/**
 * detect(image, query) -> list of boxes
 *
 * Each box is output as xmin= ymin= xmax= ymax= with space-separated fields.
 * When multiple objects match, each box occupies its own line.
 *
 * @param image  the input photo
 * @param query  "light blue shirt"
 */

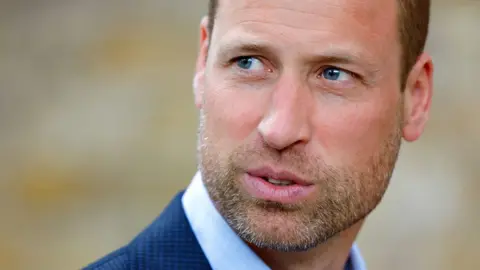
xmin=182 ymin=172 xmax=367 ymax=270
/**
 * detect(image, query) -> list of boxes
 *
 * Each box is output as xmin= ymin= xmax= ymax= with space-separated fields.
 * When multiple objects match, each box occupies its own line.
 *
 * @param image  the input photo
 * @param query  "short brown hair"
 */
xmin=207 ymin=0 xmax=430 ymax=86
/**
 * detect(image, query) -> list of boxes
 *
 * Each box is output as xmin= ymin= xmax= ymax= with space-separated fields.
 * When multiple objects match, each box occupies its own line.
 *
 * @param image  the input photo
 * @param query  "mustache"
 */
xmin=233 ymin=144 xmax=306 ymax=163
xmin=229 ymin=143 xmax=332 ymax=177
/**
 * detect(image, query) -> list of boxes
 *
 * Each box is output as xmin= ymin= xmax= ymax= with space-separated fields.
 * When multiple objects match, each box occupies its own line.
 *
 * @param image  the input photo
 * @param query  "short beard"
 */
xmin=197 ymin=109 xmax=403 ymax=252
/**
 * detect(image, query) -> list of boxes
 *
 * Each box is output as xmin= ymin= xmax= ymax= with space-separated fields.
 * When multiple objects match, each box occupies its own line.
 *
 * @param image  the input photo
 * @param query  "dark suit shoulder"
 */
xmin=83 ymin=246 xmax=130 ymax=270
xmin=126 ymin=192 xmax=211 ymax=269
xmin=83 ymin=192 xmax=211 ymax=270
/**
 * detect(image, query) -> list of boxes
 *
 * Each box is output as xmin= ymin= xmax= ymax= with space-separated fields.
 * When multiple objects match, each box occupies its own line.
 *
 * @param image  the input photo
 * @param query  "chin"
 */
xmin=238 ymin=205 xmax=320 ymax=250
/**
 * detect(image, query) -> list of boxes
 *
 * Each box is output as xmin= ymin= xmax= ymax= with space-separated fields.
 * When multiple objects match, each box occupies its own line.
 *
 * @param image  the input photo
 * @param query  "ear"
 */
xmin=193 ymin=16 xmax=210 ymax=109
xmin=402 ymin=53 xmax=434 ymax=142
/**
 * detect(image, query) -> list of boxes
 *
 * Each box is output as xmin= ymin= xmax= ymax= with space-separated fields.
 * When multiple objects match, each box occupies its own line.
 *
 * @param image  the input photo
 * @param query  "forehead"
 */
xmin=215 ymin=0 xmax=398 ymax=31
xmin=212 ymin=0 xmax=399 ymax=63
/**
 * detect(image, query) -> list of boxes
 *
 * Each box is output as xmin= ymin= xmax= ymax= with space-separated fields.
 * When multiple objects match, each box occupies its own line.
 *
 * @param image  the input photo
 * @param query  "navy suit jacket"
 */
xmin=84 ymin=191 xmax=212 ymax=270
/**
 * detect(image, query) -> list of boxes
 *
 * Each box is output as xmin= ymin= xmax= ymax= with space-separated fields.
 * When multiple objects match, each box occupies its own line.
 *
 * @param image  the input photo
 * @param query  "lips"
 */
xmin=241 ymin=167 xmax=315 ymax=204
xmin=247 ymin=167 xmax=313 ymax=187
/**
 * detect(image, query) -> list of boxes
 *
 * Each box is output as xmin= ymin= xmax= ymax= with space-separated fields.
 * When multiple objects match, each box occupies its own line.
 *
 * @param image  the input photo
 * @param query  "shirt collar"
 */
xmin=348 ymin=243 xmax=367 ymax=270
xmin=182 ymin=171 xmax=367 ymax=270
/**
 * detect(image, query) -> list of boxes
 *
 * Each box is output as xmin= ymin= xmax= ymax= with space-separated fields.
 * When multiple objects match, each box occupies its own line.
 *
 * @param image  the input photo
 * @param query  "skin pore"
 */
xmin=193 ymin=0 xmax=433 ymax=269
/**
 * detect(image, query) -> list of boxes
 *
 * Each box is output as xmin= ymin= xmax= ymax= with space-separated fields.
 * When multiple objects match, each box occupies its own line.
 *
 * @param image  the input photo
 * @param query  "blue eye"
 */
xmin=321 ymin=67 xmax=349 ymax=81
xmin=235 ymin=57 xmax=263 ymax=71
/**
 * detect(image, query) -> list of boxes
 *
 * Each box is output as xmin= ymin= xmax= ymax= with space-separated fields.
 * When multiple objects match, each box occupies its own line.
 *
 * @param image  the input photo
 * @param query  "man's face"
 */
xmin=195 ymin=0 xmax=416 ymax=251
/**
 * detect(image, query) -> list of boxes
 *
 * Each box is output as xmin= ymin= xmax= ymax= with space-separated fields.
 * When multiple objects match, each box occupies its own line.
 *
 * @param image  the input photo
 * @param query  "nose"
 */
xmin=258 ymin=76 xmax=312 ymax=150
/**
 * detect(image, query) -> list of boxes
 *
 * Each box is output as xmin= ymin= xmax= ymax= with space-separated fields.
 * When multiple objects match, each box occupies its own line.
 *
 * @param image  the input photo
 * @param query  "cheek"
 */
xmin=313 ymin=100 xmax=398 ymax=166
xmin=202 ymin=82 xmax=266 ymax=143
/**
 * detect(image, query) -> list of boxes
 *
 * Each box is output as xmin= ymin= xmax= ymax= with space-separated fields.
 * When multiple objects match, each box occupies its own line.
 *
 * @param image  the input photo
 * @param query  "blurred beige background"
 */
xmin=0 ymin=0 xmax=478 ymax=269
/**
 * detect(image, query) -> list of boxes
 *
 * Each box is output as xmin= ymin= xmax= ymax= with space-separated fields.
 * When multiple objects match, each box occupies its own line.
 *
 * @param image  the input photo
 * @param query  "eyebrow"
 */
xmin=304 ymin=49 xmax=380 ymax=75
xmin=215 ymin=40 xmax=278 ymax=62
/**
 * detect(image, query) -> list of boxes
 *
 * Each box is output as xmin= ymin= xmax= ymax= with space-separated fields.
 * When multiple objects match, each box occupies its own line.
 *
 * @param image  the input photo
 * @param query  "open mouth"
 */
xmin=261 ymin=177 xmax=295 ymax=186
xmin=242 ymin=171 xmax=315 ymax=204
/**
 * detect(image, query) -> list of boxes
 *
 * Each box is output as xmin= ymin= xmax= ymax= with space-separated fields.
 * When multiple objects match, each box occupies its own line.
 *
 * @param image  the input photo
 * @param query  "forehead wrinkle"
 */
xmin=218 ymin=22 xmax=378 ymax=63
xmin=235 ymin=19 xmax=335 ymax=34
xmin=219 ymin=0 xmax=397 ymax=31
xmin=215 ymin=2 xmax=397 ymax=51
xmin=225 ymin=8 xmax=339 ymax=34
xmin=222 ymin=0 xmax=367 ymax=16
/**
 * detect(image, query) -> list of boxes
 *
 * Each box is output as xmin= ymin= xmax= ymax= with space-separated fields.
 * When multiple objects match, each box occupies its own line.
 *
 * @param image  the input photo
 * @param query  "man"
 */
xmin=85 ymin=0 xmax=433 ymax=269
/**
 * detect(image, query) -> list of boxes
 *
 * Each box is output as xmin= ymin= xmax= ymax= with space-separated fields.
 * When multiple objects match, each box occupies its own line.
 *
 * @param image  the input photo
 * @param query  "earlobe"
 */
xmin=402 ymin=53 xmax=434 ymax=142
xmin=193 ymin=71 xmax=205 ymax=109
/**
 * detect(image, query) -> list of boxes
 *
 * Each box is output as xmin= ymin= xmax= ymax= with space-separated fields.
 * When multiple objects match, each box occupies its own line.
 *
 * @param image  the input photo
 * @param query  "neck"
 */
xmin=250 ymin=221 xmax=364 ymax=270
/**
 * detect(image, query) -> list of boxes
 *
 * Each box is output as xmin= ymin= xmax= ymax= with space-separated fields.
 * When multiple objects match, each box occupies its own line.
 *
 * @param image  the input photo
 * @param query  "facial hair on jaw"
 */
xmin=196 ymin=108 xmax=403 ymax=252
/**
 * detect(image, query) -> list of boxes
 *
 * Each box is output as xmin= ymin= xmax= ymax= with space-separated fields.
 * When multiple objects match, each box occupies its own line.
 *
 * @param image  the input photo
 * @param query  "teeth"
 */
xmin=267 ymin=178 xmax=294 ymax=186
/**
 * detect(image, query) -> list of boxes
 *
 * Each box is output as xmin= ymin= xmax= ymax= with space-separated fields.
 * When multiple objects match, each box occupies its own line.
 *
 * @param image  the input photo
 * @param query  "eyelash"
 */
xmin=230 ymin=56 xmax=261 ymax=66
xmin=320 ymin=66 xmax=358 ymax=79
xmin=227 ymin=56 xmax=270 ymax=76
xmin=226 ymin=56 xmax=363 ymax=84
